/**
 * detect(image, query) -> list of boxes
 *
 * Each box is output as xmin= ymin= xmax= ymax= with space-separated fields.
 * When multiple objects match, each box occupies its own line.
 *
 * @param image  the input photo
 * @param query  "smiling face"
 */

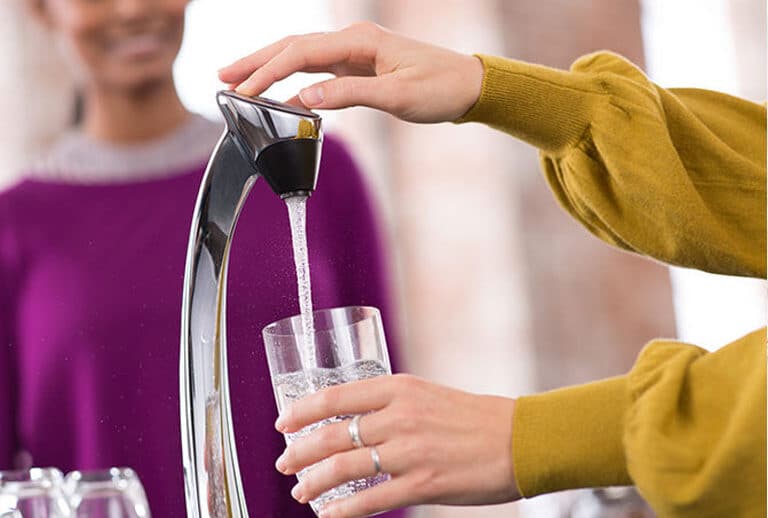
xmin=37 ymin=0 xmax=188 ymax=92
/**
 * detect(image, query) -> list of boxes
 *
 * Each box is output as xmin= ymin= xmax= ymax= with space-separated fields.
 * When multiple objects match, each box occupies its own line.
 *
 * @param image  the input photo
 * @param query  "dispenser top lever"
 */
xmin=216 ymin=91 xmax=323 ymax=198
xmin=218 ymin=90 xmax=320 ymax=119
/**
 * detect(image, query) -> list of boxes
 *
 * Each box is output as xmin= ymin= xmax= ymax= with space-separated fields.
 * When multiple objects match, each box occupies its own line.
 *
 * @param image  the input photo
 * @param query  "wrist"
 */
xmin=455 ymin=54 xmax=485 ymax=120
xmin=484 ymin=394 xmax=520 ymax=502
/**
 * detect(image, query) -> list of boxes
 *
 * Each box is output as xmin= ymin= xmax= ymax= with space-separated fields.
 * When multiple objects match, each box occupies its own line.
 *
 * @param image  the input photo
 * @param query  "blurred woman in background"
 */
xmin=0 ymin=2 xmax=402 ymax=516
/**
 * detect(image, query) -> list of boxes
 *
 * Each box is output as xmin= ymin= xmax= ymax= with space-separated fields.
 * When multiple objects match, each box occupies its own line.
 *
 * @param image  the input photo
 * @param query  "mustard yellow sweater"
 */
xmin=458 ymin=52 xmax=767 ymax=517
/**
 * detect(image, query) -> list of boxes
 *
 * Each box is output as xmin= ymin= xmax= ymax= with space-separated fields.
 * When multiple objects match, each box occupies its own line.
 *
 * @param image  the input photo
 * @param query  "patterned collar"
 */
xmin=29 ymin=113 xmax=223 ymax=184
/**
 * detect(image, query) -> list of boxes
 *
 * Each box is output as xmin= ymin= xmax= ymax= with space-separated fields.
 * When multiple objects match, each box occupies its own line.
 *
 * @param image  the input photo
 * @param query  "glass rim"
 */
xmin=64 ymin=467 xmax=137 ymax=488
xmin=0 ymin=467 xmax=63 ymax=486
xmin=262 ymin=305 xmax=380 ymax=338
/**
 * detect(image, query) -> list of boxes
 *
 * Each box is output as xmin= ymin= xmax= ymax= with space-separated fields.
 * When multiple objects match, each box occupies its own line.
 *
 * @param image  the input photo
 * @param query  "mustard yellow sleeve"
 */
xmin=513 ymin=329 xmax=766 ymax=518
xmin=625 ymin=329 xmax=766 ymax=517
xmin=456 ymin=52 xmax=766 ymax=278
xmin=455 ymin=52 xmax=767 ymax=516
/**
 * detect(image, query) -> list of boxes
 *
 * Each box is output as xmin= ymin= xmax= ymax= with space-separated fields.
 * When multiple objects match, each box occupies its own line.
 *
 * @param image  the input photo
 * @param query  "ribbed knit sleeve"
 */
xmin=457 ymin=52 xmax=767 ymax=517
xmin=512 ymin=329 xmax=766 ymax=517
xmin=512 ymin=376 xmax=632 ymax=493
xmin=457 ymin=51 xmax=766 ymax=278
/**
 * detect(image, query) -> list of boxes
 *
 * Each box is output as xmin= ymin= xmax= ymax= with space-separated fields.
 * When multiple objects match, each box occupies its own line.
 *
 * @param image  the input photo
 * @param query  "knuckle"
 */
xmin=281 ymin=33 xmax=313 ymax=50
xmin=348 ymin=20 xmax=379 ymax=33
xmin=402 ymin=438 xmax=425 ymax=462
xmin=261 ymin=63 xmax=280 ymax=85
xmin=350 ymin=20 xmax=386 ymax=42
xmin=394 ymin=410 xmax=418 ymax=435
xmin=327 ymin=454 xmax=347 ymax=479
xmin=338 ymin=77 xmax=359 ymax=98
xmin=389 ymin=373 xmax=408 ymax=387
xmin=282 ymin=445 xmax=298 ymax=469
xmin=393 ymin=373 xmax=421 ymax=392
xmin=285 ymin=38 xmax=305 ymax=52
xmin=283 ymin=41 xmax=308 ymax=67
xmin=387 ymin=88 xmax=414 ymax=117
xmin=411 ymin=464 xmax=440 ymax=495
xmin=416 ymin=473 xmax=439 ymax=501
xmin=316 ymin=389 xmax=335 ymax=414
xmin=385 ymin=401 xmax=412 ymax=429
xmin=316 ymin=422 xmax=339 ymax=446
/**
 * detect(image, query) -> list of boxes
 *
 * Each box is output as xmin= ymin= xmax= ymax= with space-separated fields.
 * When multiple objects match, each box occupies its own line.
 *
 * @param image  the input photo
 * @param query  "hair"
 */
xmin=24 ymin=0 xmax=81 ymax=127
xmin=72 ymin=90 xmax=84 ymax=127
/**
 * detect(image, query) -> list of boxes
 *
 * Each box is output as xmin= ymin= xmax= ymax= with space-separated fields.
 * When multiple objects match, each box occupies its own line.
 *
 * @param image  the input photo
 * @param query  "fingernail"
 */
xmin=291 ymin=483 xmax=305 ymax=502
xmin=235 ymin=80 xmax=253 ymax=95
xmin=299 ymin=86 xmax=324 ymax=107
xmin=275 ymin=451 xmax=287 ymax=473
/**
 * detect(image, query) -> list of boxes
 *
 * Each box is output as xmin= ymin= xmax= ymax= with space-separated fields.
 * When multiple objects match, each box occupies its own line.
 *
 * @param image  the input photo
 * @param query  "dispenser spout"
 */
xmin=217 ymin=91 xmax=322 ymax=197
xmin=180 ymin=93 xmax=322 ymax=518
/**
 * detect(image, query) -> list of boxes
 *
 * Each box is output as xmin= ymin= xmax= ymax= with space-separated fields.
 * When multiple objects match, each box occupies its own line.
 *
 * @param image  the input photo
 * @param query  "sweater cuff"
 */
xmin=513 ymin=376 xmax=632 ymax=497
xmin=455 ymin=54 xmax=603 ymax=154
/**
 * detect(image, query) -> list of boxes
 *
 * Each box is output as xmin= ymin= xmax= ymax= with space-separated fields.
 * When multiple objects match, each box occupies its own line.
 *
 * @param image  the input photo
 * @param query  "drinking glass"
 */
xmin=62 ymin=468 xmax=150 ymax=518
xmin=0 ymin=468 xmax=70 ymax=518
xmin=262 ymin=306 xmax=392 ymax=515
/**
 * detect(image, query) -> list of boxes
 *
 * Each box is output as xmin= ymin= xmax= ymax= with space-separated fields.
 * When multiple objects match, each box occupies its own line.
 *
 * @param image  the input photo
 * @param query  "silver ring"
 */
xmin=370 ymin=447 xmax=382 ymax=475
xmin=348 ymin=415 xmax=365 ymax=449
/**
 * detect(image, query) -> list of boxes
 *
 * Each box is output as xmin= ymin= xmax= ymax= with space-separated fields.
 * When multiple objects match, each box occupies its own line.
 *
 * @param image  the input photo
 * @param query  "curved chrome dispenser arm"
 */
xmin=180 ymin=91 xmax=322 ymax=518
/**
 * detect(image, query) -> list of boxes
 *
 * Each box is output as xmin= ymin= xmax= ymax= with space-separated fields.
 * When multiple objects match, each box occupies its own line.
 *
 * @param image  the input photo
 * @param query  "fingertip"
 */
xmin=234 ymin=82 xmax=253 ymax=96
xmin=217 ymin=64 xmax=243 ymax=84
xmin=275 ymin=450 xmax=288 ymax=473
xmin=283 ymin=95 xmax=308 ymax=109
xmin=275 ymin=415 xmax=288 ymax=433
xmin=299 ymin=86 xmax=324 ymax=108
xmin=217 ymin=73 xmax=234 ymax=85
xmin=276 ymin=402 xmax=300 ymax=432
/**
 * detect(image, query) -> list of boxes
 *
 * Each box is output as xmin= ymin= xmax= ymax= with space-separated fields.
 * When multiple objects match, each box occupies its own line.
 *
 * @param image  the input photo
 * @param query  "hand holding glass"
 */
xmin=263 ymin=306 xmax=392 ymax=515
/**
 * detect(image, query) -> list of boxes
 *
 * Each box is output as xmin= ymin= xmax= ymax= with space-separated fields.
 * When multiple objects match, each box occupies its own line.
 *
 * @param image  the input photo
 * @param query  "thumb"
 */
xmin=299 ymin=75 xmax=400 ymax=114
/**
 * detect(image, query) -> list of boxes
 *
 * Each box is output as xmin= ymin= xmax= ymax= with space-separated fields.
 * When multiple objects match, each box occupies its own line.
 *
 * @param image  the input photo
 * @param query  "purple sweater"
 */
xmin=0 ymin=134 xmax=403 ymax=517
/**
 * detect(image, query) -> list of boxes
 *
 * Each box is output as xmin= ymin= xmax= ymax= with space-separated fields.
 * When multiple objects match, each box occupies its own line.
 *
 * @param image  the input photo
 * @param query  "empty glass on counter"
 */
xmin=0 ymin=468 xmax=150 ymax=517
xmin=0 ymin=468 xmax=69 ymax=518
xmin=63 ymin=468 xmax=150 ymax=518
xmin=263 ymin=306 xmax=392 ymax=515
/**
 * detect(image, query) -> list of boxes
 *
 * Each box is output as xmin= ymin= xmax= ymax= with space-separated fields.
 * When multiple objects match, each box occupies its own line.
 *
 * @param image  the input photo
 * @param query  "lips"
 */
xmin=107 ymin=32 xmax=167 ymax=60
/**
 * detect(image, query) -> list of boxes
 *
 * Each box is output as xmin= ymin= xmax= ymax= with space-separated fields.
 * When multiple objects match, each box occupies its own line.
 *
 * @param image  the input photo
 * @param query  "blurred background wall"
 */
xmin=0 ymin=1 xmax=764 ymax=517
xmin=0 ymin=2 xmax=75 ymax=187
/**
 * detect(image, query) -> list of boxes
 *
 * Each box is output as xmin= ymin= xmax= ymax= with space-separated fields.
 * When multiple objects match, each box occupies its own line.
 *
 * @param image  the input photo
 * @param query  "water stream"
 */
xmin=285 ymin=196 xmax=317 ymax=370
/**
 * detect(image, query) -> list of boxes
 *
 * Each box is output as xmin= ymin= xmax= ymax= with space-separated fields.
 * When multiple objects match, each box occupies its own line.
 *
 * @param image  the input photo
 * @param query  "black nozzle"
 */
xmin=255 ymin=139 xmax=320 ymax=199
